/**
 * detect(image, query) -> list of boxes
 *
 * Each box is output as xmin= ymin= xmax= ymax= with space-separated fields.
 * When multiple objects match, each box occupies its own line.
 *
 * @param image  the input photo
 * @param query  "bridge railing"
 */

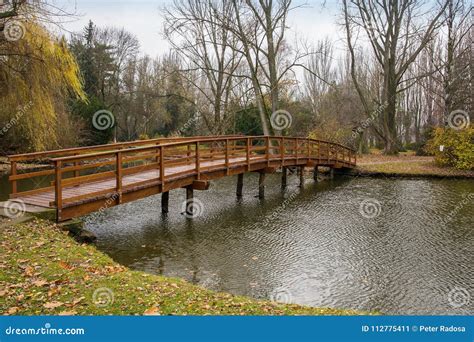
xmin=7 ymin=135 xmax=243 ymax=199
xmin=8 ymin=136 xmax=356 ymax=215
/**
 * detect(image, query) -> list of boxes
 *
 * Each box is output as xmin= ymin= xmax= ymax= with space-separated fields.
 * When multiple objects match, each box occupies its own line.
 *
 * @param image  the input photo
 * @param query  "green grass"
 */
xmin=0 ymin=219 xmax=368 ymax=316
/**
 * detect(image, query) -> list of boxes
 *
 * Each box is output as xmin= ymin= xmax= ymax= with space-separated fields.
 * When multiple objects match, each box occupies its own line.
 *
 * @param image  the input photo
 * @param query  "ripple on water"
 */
xmin=85 ymin=175 xmax=474 ymax=314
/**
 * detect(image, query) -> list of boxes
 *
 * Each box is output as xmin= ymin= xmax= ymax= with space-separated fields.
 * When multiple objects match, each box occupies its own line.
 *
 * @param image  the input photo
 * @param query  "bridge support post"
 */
xmin=313 ymin=166 xmax=319 ymax=182
xmin=329 ymin=168 xmax=334 ymax=179
xmin=236 ymin=173 xmax=244 ymax=197
xmin=281 ymin=167 xmax=287 ymax=189
xmin=186 ymin=186 xmax=194 ymax=216
xmin=161 ymin=191 xmax=169 ymax=214
xmin=299 ymin=166 xmax=305 ymax=188
xmin=258 ymin=172 xmax=265 ymax=199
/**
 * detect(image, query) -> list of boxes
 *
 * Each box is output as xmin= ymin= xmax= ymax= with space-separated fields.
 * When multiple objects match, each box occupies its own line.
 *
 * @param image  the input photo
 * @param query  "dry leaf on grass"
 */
xmin=43 ymin=301 xmax=64 ymax=309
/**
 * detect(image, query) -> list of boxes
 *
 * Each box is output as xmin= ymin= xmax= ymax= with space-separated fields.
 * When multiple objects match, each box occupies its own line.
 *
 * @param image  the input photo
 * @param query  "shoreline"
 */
xmin=1 ymin=218 xmax=370 ymax=316
xmin=342 ymin=169 xmax=474 ymax=179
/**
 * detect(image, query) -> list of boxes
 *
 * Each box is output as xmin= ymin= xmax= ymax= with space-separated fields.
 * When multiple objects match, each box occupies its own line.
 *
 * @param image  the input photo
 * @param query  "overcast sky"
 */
xmin=55 ymin=0 xmax=345 ymax=57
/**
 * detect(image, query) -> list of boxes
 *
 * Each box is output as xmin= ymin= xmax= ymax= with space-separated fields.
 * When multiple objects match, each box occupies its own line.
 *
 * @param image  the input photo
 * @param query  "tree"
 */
xmin=343 ymin=0 xmax=449 ymax=154
xmin=0 ymin=22 xmax=85 ymax=152
xmin=164 ymin=0 xmax=243 ymax=135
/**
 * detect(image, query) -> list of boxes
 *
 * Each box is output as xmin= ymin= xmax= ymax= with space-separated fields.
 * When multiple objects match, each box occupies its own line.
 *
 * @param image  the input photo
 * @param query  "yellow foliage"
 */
xmin=0 ymin=21 xmax=85 ymax=152
xmin=425 ymin=127 xmax=474 ymax=170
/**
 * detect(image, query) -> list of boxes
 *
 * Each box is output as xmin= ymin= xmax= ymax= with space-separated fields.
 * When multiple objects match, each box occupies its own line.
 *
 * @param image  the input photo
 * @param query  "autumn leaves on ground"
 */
xmin=356 ymin=152 xmax=474 ymax=178
xmin=0 ymin=219 xmax=366 ymax=316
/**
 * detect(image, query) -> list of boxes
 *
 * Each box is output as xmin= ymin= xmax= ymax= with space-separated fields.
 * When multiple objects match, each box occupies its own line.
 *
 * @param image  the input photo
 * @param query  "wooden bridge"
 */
xmin=7 ymin=136 xmax=356 ymax=222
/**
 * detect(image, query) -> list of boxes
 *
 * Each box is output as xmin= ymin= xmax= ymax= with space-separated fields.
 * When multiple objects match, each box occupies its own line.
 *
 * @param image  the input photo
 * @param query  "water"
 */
xmin=2 ymin=172 xmax=472 ymax=314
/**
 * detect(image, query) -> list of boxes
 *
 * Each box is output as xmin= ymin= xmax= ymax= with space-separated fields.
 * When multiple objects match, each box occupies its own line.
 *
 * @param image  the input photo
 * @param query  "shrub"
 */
xmin=425 ymin=127 xmax=474 ymax=170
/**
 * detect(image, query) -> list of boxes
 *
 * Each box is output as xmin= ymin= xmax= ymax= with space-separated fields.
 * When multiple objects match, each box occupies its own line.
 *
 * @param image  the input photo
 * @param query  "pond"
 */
xmin=2 ymin=172 xmax=472 ymax=314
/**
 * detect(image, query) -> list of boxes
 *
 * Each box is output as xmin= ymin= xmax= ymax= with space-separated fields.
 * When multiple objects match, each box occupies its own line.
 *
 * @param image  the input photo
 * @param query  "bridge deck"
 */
xmin=7 ymin=136 xmax=356 ymax=221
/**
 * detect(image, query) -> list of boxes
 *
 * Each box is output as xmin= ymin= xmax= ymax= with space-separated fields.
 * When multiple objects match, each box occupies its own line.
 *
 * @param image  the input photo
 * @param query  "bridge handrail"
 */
xmin=8 ymin=136 xmax=356 ymax=205
xmin=47 ymin=136 xmax=355 ymax=163
xmin=7 ymin=135 xmax=245 ymax=162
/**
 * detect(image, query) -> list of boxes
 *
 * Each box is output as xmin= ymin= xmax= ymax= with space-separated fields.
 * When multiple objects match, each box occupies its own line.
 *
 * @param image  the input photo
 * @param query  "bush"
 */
xmin=425 ymin=127 xmax=474 ymax=170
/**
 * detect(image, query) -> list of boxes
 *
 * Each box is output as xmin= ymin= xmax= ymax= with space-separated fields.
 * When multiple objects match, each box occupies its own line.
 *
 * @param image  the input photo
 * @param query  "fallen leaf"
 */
xmin=59 ymin=261 xmax=73 ymax=270
xmin=43 ymin=301 xmax=64 ymax=309
xmin=58 ymin=311 xmax=77 ymax=316
xmin=24 ymin=266 xmax=34 ymax=277
xmin=32 ymin=279 xmax=48 ymax=287
xmin=144 ymin=306 xmax=160 ymax=315
xmin=72 ymin=297 xmax=85 ymax=305
xmin=7 ymin=307 xmax=19 ymax=315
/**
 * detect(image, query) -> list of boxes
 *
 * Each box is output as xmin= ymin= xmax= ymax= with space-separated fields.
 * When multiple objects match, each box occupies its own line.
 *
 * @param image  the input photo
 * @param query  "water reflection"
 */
xmin=24 ymin=172 xmax=473 ymax=315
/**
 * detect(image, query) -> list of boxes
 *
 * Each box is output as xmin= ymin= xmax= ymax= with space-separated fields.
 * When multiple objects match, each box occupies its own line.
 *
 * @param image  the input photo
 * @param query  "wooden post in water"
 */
xmin=329 ymin=168 xmax=334 ymax=179
xmin=186 ymin=186 xmax=194 ymax=216
xmin=281 ymin=167 xmax=287 ymax=189
xmin=161 ymin=191 xmax=169 ymax=214
xmin=236 ymin=173 xmax=244 ymax=197
xmin=313 ymin=166 xmax=319 ymax=182
xmin=258 ymin=172 xmax=265 ymax=199
xmin=299 ymin=166 xmax=305 ymax=188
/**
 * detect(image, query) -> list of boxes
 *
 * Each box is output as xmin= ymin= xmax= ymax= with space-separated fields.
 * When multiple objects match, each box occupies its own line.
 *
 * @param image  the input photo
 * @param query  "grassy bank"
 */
xmin=356 ymin=154 xmax=473 ymax=178
xmin=0 ymin=219 xmax=366 ymax=316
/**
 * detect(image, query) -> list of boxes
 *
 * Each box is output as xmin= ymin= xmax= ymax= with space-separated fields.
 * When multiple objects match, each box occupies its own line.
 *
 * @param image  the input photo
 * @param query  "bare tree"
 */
xmin=342 ymin=0 xmax=449 ymax=154
xmin=304 ymin=38 xmax=336 ymax=116
xmin=164 ymin=0 xmax=243 ymax=135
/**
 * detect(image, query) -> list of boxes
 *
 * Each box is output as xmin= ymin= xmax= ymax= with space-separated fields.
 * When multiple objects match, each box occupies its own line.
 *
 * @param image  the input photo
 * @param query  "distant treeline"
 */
xmin=0 ymin=0 xmax=472 ymax=155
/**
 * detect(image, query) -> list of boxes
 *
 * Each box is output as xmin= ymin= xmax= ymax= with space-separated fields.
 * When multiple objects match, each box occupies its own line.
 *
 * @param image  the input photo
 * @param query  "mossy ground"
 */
xmin=1 ymin=219 xmax=368 ymax=316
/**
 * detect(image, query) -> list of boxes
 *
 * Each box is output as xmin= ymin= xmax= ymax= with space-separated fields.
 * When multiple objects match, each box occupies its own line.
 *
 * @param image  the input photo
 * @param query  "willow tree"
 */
xmin=0 ymin=21 xmax=85 ymax=152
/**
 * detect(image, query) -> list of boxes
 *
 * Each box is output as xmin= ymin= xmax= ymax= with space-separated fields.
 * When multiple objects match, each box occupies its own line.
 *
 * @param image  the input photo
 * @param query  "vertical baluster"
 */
xmin=196 ymin=142 xmax=201 ymax=179
xmin=246 ymin=138 xmax=250 ymax=171
xmin=225 ymin=139 xmax=230 ymax=175
xmin=11 ymin=160 xmax=17 ymax=195
xmin=307 ymin=138 xmax=310 ymax=159
xmin=296 ymin=138 xmax=299 ymax=163
xmin=281 ymin=137 xmax=285 ymax=166
xmin=54 ymin=160 xmax=62 ymax=222
xmin=116 ymin=151 xmax=123 ymax=204
xmin=72 ymin=153 xmax=79 ymax=179
xmin=160 ymin=145 xmax=165 ymax=190
xmin=266 ymin=136 xmax=270 ymax=166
